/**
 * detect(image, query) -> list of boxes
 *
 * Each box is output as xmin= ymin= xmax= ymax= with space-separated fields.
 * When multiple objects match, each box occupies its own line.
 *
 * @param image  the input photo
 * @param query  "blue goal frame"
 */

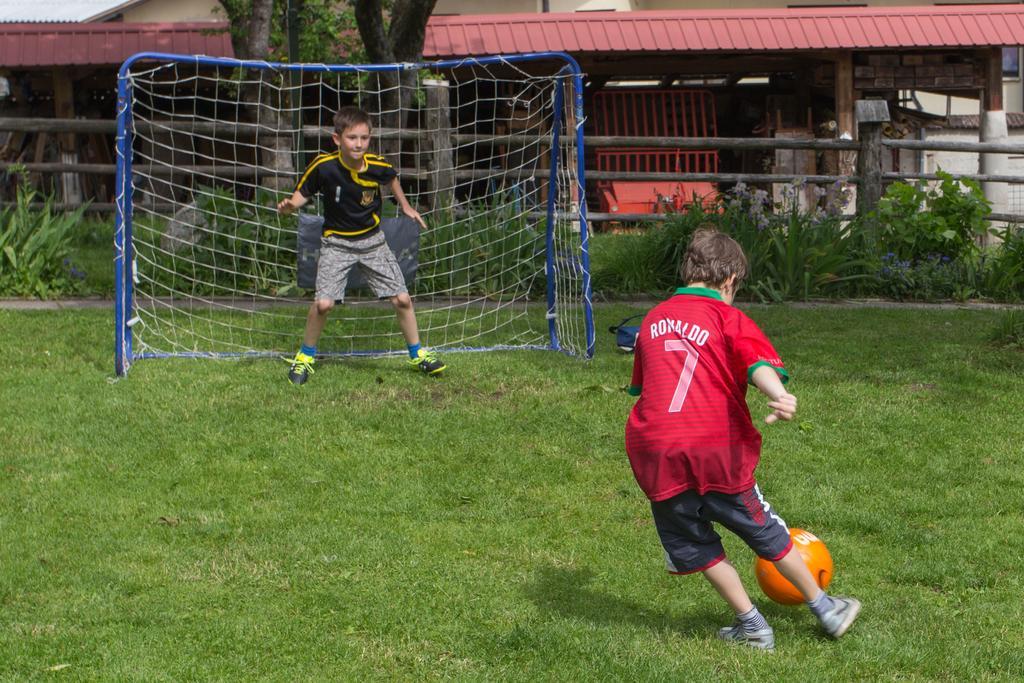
xmin=114 ymin=51 xmax=594 ymax=376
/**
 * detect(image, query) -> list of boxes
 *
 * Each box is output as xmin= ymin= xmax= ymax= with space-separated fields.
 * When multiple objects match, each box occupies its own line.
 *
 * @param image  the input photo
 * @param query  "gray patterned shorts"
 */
xmin=316 ymin=231 xmax=407 ymax=302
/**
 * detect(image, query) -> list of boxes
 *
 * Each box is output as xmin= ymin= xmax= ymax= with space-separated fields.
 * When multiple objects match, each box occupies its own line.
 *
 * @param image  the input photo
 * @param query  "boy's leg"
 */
xmin=703 ymin=559 xmax=753 ymax=614
xmin=774 ymin=549 xmax=861 ymax=638
xmin=353 ymin=233 xmax=445 ymax=375
xmin=288 ymin=236 xmax=351 ymax=384
xmin=707 ymin=485 xmax=862 ymax=640
xmin=772 ymin=547 xmax=824 ymax=601
xmin=287 ymin=300 xmax=332 ymax=385
xmin=704 ymin=560 xmax=775 ymax=651
xmin=304 ymin=299 xmax=334 ymax=347
xmin=391 ymin=292 xmax=420 ymax=347
xmin=390 ymin=293 xmax=445 ymax=375
xmin=651 ymin=492 xmax=774 ymax=651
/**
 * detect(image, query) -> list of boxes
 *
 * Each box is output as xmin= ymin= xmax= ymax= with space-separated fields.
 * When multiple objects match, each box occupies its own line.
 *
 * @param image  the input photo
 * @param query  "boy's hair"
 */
xmin=679 ymin=228 xmax=748 ymax=288
xmin=333 ymin=106 xmax=372 ymax=133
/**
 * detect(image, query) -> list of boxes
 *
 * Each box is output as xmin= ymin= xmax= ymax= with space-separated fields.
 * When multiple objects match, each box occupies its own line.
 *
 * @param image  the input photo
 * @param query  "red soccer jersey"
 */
xmin=625 ymin=287 xmax=788 ymax=501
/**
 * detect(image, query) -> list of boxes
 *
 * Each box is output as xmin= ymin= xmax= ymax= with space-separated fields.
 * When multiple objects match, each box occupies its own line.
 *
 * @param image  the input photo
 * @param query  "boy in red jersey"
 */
xmin=625 ymin=229 xmax=860 ymax=651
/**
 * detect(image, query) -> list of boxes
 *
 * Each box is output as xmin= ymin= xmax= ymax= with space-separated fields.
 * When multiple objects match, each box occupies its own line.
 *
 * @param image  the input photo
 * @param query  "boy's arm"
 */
xmin=388 ymin=177 xmax=427 ymax=229
xmin=750 ymin=364 xmax=796 ymax=425
xmin=277 ymin=190 xmax=309 ymax=215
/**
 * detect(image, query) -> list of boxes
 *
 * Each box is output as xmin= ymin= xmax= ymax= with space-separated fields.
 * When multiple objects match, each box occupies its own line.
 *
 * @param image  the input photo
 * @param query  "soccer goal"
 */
xmin=113 ymin=52 xmax=593 ymax=376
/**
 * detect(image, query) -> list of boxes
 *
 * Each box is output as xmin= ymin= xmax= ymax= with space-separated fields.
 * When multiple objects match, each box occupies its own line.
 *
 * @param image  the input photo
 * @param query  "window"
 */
xmin=1003 ymin=47 xmax=1021 ymax=79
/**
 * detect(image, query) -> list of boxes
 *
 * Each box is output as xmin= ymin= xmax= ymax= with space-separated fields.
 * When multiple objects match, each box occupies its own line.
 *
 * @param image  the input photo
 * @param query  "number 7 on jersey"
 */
xmin=665 ymin=339 xmax=700 ymax=412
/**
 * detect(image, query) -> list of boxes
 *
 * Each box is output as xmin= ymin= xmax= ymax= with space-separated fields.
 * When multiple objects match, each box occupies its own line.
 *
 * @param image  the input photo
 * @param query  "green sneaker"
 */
xmin=408 ymin=348 xmax=446 ymax=375
xmin=286 ymin=351 xmax=316 ymax=385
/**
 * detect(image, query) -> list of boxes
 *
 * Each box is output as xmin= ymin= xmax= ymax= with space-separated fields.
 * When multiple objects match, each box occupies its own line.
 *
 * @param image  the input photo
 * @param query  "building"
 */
xmin=0 ymin=0 xmax=231 ymax=202
xmin=427 ymin=2 xmax=1024 ymax=218
xmin=433 ymin=0 xmax=1022 ymax=116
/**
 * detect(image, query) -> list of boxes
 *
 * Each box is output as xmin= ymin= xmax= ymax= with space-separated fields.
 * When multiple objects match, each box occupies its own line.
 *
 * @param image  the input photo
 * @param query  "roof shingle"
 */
xmin=424 ymin=5 xmax=1024 ymax=58
xmin=0 ymin=21 xmax=233 ymax=66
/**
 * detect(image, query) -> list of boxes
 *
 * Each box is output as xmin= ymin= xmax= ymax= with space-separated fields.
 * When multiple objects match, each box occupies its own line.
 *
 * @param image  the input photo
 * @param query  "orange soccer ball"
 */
xmin=754 ymin=528 xmax=833 ymax=605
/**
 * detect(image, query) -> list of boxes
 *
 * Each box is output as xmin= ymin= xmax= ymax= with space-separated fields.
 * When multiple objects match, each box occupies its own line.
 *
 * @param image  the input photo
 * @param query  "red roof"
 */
xmin=424 ymin=5 xmax=1024 ymax=58
xmin=0 ymin=22 xmax=233 ymax=67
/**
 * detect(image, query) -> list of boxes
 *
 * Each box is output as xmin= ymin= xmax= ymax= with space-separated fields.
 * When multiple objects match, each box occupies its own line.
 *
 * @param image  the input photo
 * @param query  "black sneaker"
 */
xmin=407 ymin=348 xmax=446 ymax=375
xmin=286 ymin=351 xmax=316 ymax=385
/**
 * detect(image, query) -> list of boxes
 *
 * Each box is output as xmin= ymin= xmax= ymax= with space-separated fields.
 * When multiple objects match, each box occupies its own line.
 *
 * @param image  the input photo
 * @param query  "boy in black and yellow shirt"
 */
xmin=277 ymin=106 xmax=445 ymax=384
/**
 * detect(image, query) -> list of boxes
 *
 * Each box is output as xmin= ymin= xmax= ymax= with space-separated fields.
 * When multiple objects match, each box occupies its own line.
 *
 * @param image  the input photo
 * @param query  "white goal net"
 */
xmin=114 ymin=52 xmax=593 ymax=375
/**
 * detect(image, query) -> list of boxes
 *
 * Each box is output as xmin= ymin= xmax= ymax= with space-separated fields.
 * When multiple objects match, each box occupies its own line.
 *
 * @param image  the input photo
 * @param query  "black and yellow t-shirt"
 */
xmin=295 ymin=152 xmax=398 ymax=239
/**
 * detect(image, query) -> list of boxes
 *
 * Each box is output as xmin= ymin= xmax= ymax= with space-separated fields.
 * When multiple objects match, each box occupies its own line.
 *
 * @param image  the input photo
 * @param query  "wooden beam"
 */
xmin=983 ymin=47 xmax=1003 ymax=112
xmin=52 ymin=70 xmax=82 ymax=204
xmin=51 ymin=72 xmax=75 ymax=151
xmin=835 ymin=51 xmax=854 ymax=139
xmin=884 ymin=139 xmax=1024 ymax=154
xmin=424 ymin=79 xmax=454 ymax=211
xmin=580 ymin=53 xmax=831 ymax=77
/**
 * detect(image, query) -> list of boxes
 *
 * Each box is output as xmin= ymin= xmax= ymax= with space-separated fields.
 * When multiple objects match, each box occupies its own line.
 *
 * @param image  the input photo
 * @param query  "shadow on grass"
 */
xmin=525 ymin=565 xmax=717 ymax=638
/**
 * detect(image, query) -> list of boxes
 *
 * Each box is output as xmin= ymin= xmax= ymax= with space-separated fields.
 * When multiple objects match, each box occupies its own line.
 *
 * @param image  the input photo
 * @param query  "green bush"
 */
xmin=746 ymin=185 xmax=869 ymax=302
xmin=978 ymin=224 xmax=1024 ymax=302
xmin=416 ymin=202 xmax=546 ymax=300
xmin=133 ymin=189 xmax=549 ymax=300
xmin=589 ymin=208 xmax=707 ymax=296
xmin=875 ymin=171 xmax=992 ymax=261
xmin=0 ymin=177 xmax=88 ymax=298
xmin=67 ymin=217 xmax=116 ymax=297
xmin=134 ymin=185 xmax=297 ymax=298
xmin=589 ymin=182 xmax=868 ymax=302
xmin=874 ymin=253 xmax=979 ymax=301
xmin=581 ymin=176 xmax=1017 ymax=304
xmin=114 ymin=180 xmax=1024 ymax=305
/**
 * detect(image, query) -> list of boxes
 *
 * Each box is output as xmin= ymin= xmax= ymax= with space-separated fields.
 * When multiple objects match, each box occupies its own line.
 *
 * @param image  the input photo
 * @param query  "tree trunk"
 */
xmin=240 ymin=0 xmax=273 ymax=60
xmin=228 ymin=0 xmax=295 ymax=192
xmin=354 ymin=0 xmax=437 ymax=158
xmin=242 ymin=87 xmax=295 ymax=193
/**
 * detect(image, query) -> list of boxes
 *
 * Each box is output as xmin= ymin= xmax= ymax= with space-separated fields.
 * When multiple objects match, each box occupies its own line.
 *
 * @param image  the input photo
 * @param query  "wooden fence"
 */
xmin=2 ymin=115 xmax=1024 ymax=223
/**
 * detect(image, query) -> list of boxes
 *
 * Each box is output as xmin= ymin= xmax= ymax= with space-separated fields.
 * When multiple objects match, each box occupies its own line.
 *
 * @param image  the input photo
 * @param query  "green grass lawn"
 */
xmin=1 ymin=304 xmax=1022 ymax=680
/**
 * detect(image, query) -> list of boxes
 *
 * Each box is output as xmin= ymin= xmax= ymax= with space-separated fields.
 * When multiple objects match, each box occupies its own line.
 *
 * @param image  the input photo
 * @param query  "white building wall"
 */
xmin=923 ymin=129 xmax=1024 ymax=216
xmin=436 ymin=0 xmax=634 ymax=12
xmin=122 ymin=0 xmax=223 ymax=22
xmin=436 ymin=0 xmax=535 ymax=12
xmin=639 ymin=0 xmax=1022 ymax=9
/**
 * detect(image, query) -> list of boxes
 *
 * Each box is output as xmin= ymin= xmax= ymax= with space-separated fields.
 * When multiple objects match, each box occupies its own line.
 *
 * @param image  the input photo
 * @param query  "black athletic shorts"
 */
xmin=650 ymin=485 xmax=792 ymax=574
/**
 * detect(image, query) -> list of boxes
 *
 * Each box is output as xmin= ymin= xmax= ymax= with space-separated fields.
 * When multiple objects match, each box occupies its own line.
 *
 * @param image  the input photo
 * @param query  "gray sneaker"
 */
xmin=818 ymin=596 xmax=861 ymax=638
xmin=717 ymin=621 xmax=775 ymax=651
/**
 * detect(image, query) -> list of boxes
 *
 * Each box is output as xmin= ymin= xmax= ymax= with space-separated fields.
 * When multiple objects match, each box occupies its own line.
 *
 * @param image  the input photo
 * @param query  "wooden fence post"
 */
xmin=855 ymin=99 xmax=889 ymax=233
xmin=52 ymin=71 xmax=82 ymax=205
xmin=423 ymin=79 xmax=455 ymax=212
